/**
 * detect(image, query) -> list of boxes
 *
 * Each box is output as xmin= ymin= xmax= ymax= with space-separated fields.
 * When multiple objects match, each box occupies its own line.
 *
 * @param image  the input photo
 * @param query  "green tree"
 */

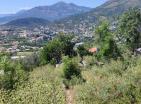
xmin=40 ymin=34 xmax=76 ymax=65
xmin=77 ymin=45 xmax=89 ymax=59
xmin=117 ymin=8 xmax=141 ymax=52
xmin=57 ymin=34 xmax=76 ymax=57
xmin=40 ymin=38 xmax=62 ymax=65
xmin=95 ymin=21 xmax=111 ymax=46
xmin=95 ymin=21 xmax=120 ymax=60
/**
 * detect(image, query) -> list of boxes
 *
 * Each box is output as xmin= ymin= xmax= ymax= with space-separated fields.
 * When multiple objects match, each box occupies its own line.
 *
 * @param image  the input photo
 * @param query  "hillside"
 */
xmin=1 ymin=56 xmax=141 ymax=104
xmin=4 ymin=17 xmax=50 ymax=27
xmin=90 ymin=0 xmax=141 ymax=18
xmin=1 ymin=0 xmax=141 ymax=103
xmin=0 ymin=65 xmax=66 ymax=103
xmin=54 ymin=0 xmax=141 ymax=29
xmin=0 ymin=2 xmax=91 ymax=24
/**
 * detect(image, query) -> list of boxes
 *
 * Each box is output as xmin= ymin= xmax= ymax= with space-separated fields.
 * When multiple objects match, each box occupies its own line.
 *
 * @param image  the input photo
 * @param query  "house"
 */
xmin=88 ymin=47 xmax=98 ymax=53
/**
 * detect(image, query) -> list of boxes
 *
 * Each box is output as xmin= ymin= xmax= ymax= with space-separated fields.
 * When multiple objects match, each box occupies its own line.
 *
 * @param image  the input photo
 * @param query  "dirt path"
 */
xmin=65 ymin=88 xmax=75 ymax=104
xmin=63 ymin=84 xmax=75 ymax=104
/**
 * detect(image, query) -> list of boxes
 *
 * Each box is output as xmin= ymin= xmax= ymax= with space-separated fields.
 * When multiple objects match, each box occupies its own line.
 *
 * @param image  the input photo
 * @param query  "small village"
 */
xmin=0 ymin=22 xmax=96 ymax=57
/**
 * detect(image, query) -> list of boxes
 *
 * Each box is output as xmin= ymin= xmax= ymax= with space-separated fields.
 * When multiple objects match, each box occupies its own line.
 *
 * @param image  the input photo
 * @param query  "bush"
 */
xmin=20 ymin=52 xmax=40 ymax=71
xmin=0 ymin=56 xmax=28 ymax=89
xmin=0 ymin=65 xmax=65 ymax=104
xmin=77 ymin=45 xmax=90 ymax=58
xmin=75 ymin=58 xmax=141 ymax=104
xmin=63 ymin=76 xmax=85 ymax=89
xmin=63 ymin=56 xmax=81 ymax=80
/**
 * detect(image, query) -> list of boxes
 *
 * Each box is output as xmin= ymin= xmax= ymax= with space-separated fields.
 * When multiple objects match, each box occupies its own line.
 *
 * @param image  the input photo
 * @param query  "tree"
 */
xmin=57 ymin=34 xmax=76 ymax=57
xmin=40 ymin=38 xmax=62 ymax=65
xmin=40 ymin=34 xmax=75 ymax=65
xmin=95 ymin=21 xmax=121 ymax=60
xmin=77 ymin=45 xmax=89 ymax=60
xmin=117 ymin=8 xmax=141 ymax=52
xmin=95 ymin=21 xmax=111 ymax=46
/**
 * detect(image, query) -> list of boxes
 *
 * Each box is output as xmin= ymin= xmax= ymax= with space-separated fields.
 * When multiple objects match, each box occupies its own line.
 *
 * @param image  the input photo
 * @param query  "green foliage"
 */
xmin=95 ymin=21 xmax=111 ymax=45
xmin=40 ymin=38 xmax=62 ymax=65
xmin=40 ymin=34 xmax=75 ymax=65
xmin=117 ymin=8 xmax=141 ymax=52
xmin=62 ymin=56 xmax=84 ymax=88
xmin=77 ymin=45 xmax=90 ymax=58
xmin=0 ymin=56 xmax=27 ymax=89
xmin=57 ymin=34 xmax=76 ymax=57
xmin=75 ymin=58 xmax=141 ymax=104
xmin=95 ymin=20 xmax=121 ymax=60
xmin=20 ymin=52 xmax=40 ymax=71
xmin=63 ymin=56 xmax=81 ymax=80
xmin=0 ymin=65 xmax=65 ymax=104
xmin=1 ymin=7 xmax=141 ymax=104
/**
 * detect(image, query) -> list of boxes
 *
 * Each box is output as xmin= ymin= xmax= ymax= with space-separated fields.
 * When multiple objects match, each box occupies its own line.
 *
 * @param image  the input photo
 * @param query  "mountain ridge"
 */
xmin=4 ymin=17 xmax=50 ymax=27
xmin=53 ymin=0 xmax=141 ymax=29
xmin=0 ymin=2 xmax=91 ymax=24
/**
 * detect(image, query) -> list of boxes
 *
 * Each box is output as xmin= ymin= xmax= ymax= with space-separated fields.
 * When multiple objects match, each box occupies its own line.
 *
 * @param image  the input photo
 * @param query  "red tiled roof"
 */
xmin=88 ymin=48 xmax=97 ymax=53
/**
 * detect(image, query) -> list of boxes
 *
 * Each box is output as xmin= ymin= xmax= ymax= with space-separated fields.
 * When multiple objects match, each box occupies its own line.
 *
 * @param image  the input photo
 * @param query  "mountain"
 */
xmin=90 ymin=0 xmax=141 ymax=18
xmin=0 ymin=2 xmax=91 ymax=24
xmin=0 ymin=14 xmax=12 ymax=18
xmin=55 ymin=0 xmax=141 ymax=28
xmin=4 ymin=17 xmax=50 ymax=27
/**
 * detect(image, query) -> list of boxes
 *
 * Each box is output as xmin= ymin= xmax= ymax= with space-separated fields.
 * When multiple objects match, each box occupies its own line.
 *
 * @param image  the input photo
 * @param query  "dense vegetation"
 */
xmin=0 ymin=8 xmax=141 ymax=104
xmin=0 ymin=65 xmax=65 ymax=104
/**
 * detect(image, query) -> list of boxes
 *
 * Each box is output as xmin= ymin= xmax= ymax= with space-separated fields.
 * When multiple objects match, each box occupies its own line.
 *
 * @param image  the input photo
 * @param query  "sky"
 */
xmin=0 ymin=0 xmax=108 ymax=14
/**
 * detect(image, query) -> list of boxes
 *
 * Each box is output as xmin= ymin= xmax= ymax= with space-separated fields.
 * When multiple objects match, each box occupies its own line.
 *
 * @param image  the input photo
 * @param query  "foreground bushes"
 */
xmin=62 ymin=56 xmax=84 ymax=88
xmin=20 ymin=52 xmax=40 ymax=71
xmin=75 ymin=58 xmax=141 ymax=104
xmin=0 ymin=65 xmax=65 ymax=104
xmin=63 ymin=56 xmax=81 ymax=80
xmin=0 ymin=56 xmax=28 ymax=89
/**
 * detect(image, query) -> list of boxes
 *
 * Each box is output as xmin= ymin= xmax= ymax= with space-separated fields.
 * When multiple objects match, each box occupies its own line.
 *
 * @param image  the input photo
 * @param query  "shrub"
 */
xmin=0 ymin=65 xmax=66 ymax=104
xmin=20 ymin=52 xmax=40 ymax=71
xmin=63 ymin=56 xmax=81 ymax=80
xmin=0 ymin=56 xmax=28 ymax=89
xmin=75 ymin=58 xmax=141 ymax=104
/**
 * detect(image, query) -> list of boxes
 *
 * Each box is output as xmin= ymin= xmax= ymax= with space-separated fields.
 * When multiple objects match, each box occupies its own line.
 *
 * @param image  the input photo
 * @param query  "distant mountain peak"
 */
xmin=50 ymin=1 xmax=84 ymax=8
xmin=53 ymin=1 xmax=68 ymax=5
xmin=52 ymin=1 xmax=76 ymax=5
xmin=52 ymin=0 xmax=141 ymax=31
xmin=0 ymin=1 xmax=91 ymax=25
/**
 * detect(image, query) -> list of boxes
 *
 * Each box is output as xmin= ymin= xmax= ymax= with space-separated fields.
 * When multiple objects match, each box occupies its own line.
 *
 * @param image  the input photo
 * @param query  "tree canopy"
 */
xmin=117 ymin=8 xmax=141 ymax=52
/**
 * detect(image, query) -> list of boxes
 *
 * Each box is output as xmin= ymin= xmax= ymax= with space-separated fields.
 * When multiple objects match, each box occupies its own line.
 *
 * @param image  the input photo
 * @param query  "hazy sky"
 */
xmin=0 ymin=0 xmax=108 ymax=14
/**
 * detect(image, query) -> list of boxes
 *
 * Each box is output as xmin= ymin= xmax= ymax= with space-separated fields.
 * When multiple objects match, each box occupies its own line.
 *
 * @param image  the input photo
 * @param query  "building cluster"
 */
xmin=0 ymin=20 xmax=97 ymax=53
